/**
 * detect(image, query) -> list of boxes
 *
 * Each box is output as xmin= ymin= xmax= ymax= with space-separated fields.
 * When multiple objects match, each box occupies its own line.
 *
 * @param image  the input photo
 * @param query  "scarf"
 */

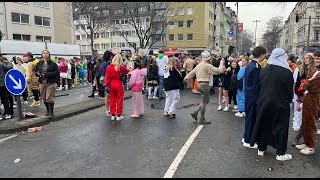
xmin=158 ymin=53 xmax=164 ymax=59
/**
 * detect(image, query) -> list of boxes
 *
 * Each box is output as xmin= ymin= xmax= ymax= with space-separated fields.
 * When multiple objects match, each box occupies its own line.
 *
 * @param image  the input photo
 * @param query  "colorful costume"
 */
xmin=77 ymin=62 xmax=87 ymax=85
xmin=236 ymin=66 xmax=246 ymax=113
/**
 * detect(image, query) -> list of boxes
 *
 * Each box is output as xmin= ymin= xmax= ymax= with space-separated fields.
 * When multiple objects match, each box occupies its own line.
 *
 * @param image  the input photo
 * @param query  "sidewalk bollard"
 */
xmin=16 ymin=95 xmax=23 ymax=121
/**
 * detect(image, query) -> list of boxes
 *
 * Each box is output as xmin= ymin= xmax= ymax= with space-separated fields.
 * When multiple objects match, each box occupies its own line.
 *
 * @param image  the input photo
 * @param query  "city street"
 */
xmin=0 ymin=90 xmax=319 ymax=178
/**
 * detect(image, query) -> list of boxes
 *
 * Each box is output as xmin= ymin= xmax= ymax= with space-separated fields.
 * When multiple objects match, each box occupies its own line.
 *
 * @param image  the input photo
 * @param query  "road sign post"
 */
xmin=5 ymin=69 xmax=27 ymax=120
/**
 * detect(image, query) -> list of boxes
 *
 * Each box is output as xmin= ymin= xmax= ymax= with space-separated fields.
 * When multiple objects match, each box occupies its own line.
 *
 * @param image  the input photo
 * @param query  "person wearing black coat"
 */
xmin=227 ymin=61 xmax=240 ymax=111
xmin=147 ymin=56 xmax=159 ymax=99
xmin=163 ymin=57 xmax=183 ymax=118
xmin=34 ymin=50 xmax=59 ymax=117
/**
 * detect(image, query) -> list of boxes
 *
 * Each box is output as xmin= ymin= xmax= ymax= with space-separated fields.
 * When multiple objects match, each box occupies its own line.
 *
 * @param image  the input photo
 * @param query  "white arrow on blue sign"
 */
xmin=5 ymin=69 xmax=27 ymax=95
xmin=228 ymin=31 xmax=234 ymax=36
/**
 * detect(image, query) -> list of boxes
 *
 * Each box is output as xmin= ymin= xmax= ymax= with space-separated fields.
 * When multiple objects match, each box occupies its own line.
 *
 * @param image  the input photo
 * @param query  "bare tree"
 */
xmin=239 ymin=30 xmax=254 ymax=55
xmin=65 ymin=2 xmax=114 ymax=55
xmin=261 ymin=16 xmax=284 ymax=52
xmin=112 ymin=2 xmax=188 ymax=53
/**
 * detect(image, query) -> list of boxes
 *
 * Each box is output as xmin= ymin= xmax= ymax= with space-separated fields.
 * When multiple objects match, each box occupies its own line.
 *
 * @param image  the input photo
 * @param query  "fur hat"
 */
xmin=201 ymin=51 xmax=211 ymax=61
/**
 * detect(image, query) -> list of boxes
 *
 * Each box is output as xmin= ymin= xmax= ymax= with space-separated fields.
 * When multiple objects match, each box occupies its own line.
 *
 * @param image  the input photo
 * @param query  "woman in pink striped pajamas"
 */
xmin=128 ymin=61 xmax=146 ymax=118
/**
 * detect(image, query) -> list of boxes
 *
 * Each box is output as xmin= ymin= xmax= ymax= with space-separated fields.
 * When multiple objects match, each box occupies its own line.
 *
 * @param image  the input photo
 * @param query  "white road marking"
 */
xmin=163 ymin=125 xmax=204 ymax=178
xmin=0 ymin=134 xmax=19 ymax=143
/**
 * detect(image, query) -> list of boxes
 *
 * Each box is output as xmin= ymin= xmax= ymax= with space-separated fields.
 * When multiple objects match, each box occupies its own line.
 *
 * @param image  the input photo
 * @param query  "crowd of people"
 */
xmin=1 ymin=46 xmax=319 ymax=161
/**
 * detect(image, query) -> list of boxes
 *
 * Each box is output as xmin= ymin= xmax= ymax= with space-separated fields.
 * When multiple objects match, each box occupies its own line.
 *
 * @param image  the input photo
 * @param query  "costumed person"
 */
xmin=163 ymin=57 xmax=184 ymax=118
xmin=184 ymin=51 xmax=226 ymax=124
xmin=183 ymin=54 xmax=195 ymax=89
xmin=235 ymin=57 xmax=249 ymax=118
xmin=292 ymin=53 xmax=317 ymax=146
xmin=103 ymin=54 xmax=130 ymax=121
xmin=128 ymin=60 xmax=146 ymax=118
xmin=295 ymin=51 xmax=320 ymax=155
xmin=14 ymin=56 xmax=28 ymax=104
xmin=192 ymin=56 xmax=201 ymax=94
xmin=99 ymin=50 xmax=113 ymax=116
xmin=34 ymin=50 xmax=59 ymax=117
xmin=77 ymin=58 xmax=87 ymax=85
xmin=147 ymin=55 xmax=159 ymax=99
xmin=242 ymin=46 xmax=267 ymax=148
xmin=250 ymin=48 xmax=294 ymax=161
xmin=0 ymin=57 xmax=14 ymax=120
xmin=57 ymin=58 xmax=68 ymax=90
xmin=25 ymin=52 xmax=40 ymax=107
xmin=156 ymin=50 xmax=169 ymax=100
xmin=288 ymin=54 xmax=300 ymax=131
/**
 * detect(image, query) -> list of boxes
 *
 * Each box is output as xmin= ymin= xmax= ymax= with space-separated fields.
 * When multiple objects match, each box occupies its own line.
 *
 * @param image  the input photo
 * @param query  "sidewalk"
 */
xmin=0 ymin=85 xmax=132 ymax=134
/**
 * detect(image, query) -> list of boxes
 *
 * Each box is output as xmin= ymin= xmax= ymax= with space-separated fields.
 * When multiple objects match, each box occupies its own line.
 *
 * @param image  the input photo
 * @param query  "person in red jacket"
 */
xmin=58 ymin=58 xmax=68 ymax=90
xmin=104 ymin=54 xmax=130 ymax=121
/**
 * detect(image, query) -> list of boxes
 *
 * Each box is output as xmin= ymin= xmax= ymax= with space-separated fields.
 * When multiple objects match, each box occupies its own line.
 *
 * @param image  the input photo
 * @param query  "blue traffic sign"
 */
xmin=228 ymin=31 xmax=234 ymax=36
xmin=5 ymin=69 xmax=27 ymax=95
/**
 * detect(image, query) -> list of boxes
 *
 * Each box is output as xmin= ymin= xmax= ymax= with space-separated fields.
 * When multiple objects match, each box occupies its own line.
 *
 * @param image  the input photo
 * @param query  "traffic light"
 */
xmin=296 ymin=13 xmax=299 ymax=23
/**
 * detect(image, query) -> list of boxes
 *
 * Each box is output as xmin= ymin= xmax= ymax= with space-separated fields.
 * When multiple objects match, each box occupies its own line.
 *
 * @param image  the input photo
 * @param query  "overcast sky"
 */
xmin=226 ymin=2 xmax=297 ymax=44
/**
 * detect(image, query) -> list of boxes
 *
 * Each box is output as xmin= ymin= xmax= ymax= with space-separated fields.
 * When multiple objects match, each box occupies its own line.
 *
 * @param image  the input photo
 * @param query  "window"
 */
xmin=316 ymin=12 xmax=320 ymax=23
xmin=94 ymin=44 xmax=100 ymax=50
xmin=76 ymin=25 xmax=80 ymax=30
xmin=121 ymin=43 xmax=126 ymax=47
xmin=36 ymin=36 xmax=51 ymax=42
xmin=178 ymin=34 xmax=183 ymax=40
xmin=315 ymin=29 xmax=320 ymax=41
xmin=168 ymin=9 xmax=175 ymax=16
xmin=177 ymin=8 xmax=184 ymax=15
xmin=209 ymin=10 xmax=212 ymax=19
xmin=106 ymin=32 xmax=110 ymax=38
xmin=11 ymin=13 xmax=29 ymax=24
xmin=112 ymin=43 xmax=116 ymax=48
xmin=187 ymin=20 xmax=193 ymax=28
xmin=76 ymin=35 xmax=81 ymax=40
xmin=168 ymin=21 xmax=175 ymax=29
xmin=94 ymin=33 xmax=99 ymax=39
xmin=13 ymin=34 xmax=31 ymax=41
xmin=102 ymin=43 xmax=107 ymax=49
xmin=101 ymin=32 xmax=105 ymax=38
xmin=117 ymin=43 xmax=121 ymax=47
xmin=34 ymin=16 xmax=50 ymax=26
xmin=214 ymin=25 xmax=216 ymax=31
xmin=187 ymin=7 xmax=193 ymax=15
xmin=209 ymin=23 xmax=211 ymax=30
xmin=169 ymin=34 xmax=174 ymax=41
xmin=115 ymin=20 xmax=120 ymax=25
xmin=33 ymin=2 xmax=49 ymax=8
xmin=81 ymin=45 xmax=87 ymax=50
xmin=146 ymin=18 xmax=150 ymax=22
xmin=121 ymin=19 xmax=125 ymax=24
xmin=187 ymin=34 xmax=193 ymax=40
xmin=82 ymin=35 xmax=86 ymax=40
xmin=178 ymin=20 xmax=183 ymax=28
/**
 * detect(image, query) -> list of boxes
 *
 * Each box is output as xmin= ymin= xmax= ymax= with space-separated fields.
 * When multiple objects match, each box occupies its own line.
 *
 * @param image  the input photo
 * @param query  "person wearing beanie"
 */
xmin=99 ymin=50 xmax=113 ymax=116
xmin=128 ymin=61 xmax=146 ymax=118
xmin=184 ymin=51 xmax=226 ymax=124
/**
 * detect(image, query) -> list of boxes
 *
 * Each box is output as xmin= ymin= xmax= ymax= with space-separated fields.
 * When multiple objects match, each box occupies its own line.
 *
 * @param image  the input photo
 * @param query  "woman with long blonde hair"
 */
xmin=103 ymin=54 xmax=130 ymax=121
xmin=163 ymin=57 xmax=183 ymax=118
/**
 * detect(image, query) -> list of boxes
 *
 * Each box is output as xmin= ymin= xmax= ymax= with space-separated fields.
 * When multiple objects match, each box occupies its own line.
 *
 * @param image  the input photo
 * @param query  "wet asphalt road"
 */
xmin=0 ymin=89 xmax=320 ymax=178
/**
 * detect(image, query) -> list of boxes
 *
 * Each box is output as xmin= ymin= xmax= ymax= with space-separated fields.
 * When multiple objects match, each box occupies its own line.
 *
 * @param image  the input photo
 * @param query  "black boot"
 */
xmin=199 ymin=117 xmax=211 ymax=125
xmin=190 ymin=111 xmax=198 ymax=121
xmin=44 ymin=102 xmax=49 ymax=116
xmin=48 ymin=102 xmax=54 ymax=117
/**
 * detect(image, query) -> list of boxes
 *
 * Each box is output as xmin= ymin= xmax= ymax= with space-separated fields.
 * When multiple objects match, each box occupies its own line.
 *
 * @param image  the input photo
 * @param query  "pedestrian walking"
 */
xmin=156 ymin=50 xmax=169 ymax=100
xmin=183 ymin=54 xmax=195 ymax=89
xmin=242 ymin=46 xmax=266 ymax=148
xmin=0 ymin=57 xmax=13 ymax=120
xmin=103 ymin=54 xmax=130 ymax=121
xmin=100 ymin=50 xmax=113 ymax=116
xmin=147 ymin=56 xmax=159 ymax=99
xmin=34 ymin=50 xmax=59 ymax=117
xmin=295 ymin=51 xmax=320 ymax=155
xmin=77 ymin=59 xmax=87 ymax=85
xmin=235 ymin=57 xmax=249 ymax=118
xmin=250 ymin=48 xmax=294 ymax=161
xmin=184 ymin=51 xmax=226 ymax=124
xmin=163 ymin=57 xmax=184 ymax=118
xmin=128 ymin=61 xmax=146 ymax=118
xmin=26 ymin=52 xmax=40 ymax=107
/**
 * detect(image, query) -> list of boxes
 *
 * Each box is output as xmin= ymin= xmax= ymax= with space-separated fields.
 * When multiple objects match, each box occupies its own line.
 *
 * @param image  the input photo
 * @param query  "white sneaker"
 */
xmin=153 ymin=96 xmax=158 ymax=99
xmin=300 ymin=147 xmax=315 ymax=155
xmin=57 ymin=87 xmax=63 ymax=91
xmin=317 ymin=129 xmax=320 ymax=135
xmin=295 ymin=144 xmax=306 ymax=150
xmin=293 ymin=127 xmax=300 ymax=132
xmin=148 ymin=96 xmax=152 ymax=100
xmin=94 ymin=92 xmax=98 ymax=96
xmin=217 ymin=105 xmax=222 ymax=111
xmin=164 ymin=111 xmax=169 ymax=116
xmin=111 ymin=116 xmax=116 ymax=121
xmin=99 ymin=97 xmax=104 ymax=100
xmin=5 ymin=114 xmax=12 ymax=119
xmin=23 ymin=101 xmax=28 ymax=105
xmin=243 ymin=142 xmax=258 ymax=149
xmin=276 ymin=154 xmax=292 ymax=161
xmin=130 ymin=114 xmax=140 ymax=118
xmin=116 ymin=116 xmax=124 ymax=121
xmin=106 ymin=110 xmax=111 ymax=117
xmin=223 ymin=106 xmax=229 ymax=112
xmin=243 ymin=112 xmax=246 ymax=117
xmin=233 ymin=105 xmax=238 ymax=110
xmin=235 ymin=112 xmax=244 ymax=117
xmin=258 ymin=150 xmax=264 ymax=156
xmin=13 ymin=105 xmax=17 ymax=109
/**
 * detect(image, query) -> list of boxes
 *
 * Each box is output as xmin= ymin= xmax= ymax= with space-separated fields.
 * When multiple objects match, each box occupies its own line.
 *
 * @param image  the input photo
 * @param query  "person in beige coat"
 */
xmin=184 ymin=51 xmax=226 ymax=124
xmin=25 ymin=52 xmax=40 ymax=107
xmin=183 ymin=54 xmax=195 ymax=89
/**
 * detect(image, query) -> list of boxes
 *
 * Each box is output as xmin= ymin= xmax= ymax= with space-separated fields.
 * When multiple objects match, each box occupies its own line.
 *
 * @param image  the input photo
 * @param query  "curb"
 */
xmin=0 ymin=95 xmax=132 ymax=134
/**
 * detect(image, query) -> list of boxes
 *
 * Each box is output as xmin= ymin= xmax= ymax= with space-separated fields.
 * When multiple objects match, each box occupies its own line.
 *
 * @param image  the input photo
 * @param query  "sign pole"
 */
xmin=16 ymin=95 xmax=23 ymax=120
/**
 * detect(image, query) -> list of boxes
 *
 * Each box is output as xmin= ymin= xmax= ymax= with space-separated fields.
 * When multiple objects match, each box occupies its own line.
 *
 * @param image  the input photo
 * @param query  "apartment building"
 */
xmin=0 ymin=2 xmax=73 ymax=44
xmin=280 ymin=2 xmax=320 ymax=56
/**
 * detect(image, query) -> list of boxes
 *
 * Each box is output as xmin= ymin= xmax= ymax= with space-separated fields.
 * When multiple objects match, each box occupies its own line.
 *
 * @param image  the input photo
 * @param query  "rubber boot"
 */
xmin=292 ymin=128 xmax=303 ymax=146
xmin=199 ymin=117 xmax=211 ymax=125
xmin=48 ymin=102 xmax=54 ymax=117
xmin=190 ymin=111 xmax=198 ymax=121
xmin=44 ymin=102 xmax=49 ymax=116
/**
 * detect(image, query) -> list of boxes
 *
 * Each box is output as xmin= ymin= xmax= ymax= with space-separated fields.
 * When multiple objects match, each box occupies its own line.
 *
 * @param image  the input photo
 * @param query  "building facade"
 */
xmin=0 ymin=2 xmax=73 ymax=44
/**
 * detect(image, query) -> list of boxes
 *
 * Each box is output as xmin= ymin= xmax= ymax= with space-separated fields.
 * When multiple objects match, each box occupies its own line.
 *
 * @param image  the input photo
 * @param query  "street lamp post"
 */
xmin=253 ymin=20 xmax=260 ymax=47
